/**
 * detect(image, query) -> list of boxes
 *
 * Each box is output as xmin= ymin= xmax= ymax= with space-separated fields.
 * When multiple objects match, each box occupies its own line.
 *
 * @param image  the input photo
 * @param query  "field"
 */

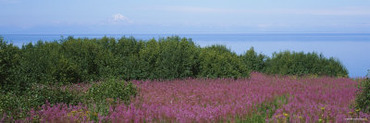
xmin=2 ymin=0 xmax=370 ymax=122
xmin=0 ymin=36 xmax=368 ymax=122
xmin=5 ymin=73 xmax=367 ymax=122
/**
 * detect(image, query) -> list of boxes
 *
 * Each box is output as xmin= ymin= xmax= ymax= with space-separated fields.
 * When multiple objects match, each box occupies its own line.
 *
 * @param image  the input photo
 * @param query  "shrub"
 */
xmin=0 ymin=92 xmax=23 ymax=117
xmin=154 ymin=37 xmax=199 ymax=79
xmin=85 ymin=78 xmax=137 ymax=104
xmin=241 ymin=47 xmax=266 ymax=72
xmin=0 ymin=37 xmax=22 ymax=93
xmin=264 ymin=51 xmax=348 ymax=77
xmin=16 ymin=41 xmax=59 ymax=85
xmin=51 ymin=56 xmax=81 ymax=84
xmin=14 ymin=37 xmax=117 ymax=85
xmin=1 ymin=36 xmax=350 ymax=90
xmin=355 ymin=77 xmax=370 ymax=113
xmin=0 ymin=84 xmax=81 ymax=119
xmin=198 ymin=45 xmax=250 ymax=78
xmin=111 ymin=37 xmax=144 ymax=80
xmin=14 ymin=41 xmax=81 ymax=86
xmin=27 ymin=84 xmax=82 ymax=106
xmin=60 ymin=37 xmax=114 ymax=82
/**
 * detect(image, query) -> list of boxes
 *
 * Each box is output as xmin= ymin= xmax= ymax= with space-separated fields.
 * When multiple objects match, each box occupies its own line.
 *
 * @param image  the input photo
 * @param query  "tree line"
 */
xmin=0 ymin=36 xmax=348 ymax=93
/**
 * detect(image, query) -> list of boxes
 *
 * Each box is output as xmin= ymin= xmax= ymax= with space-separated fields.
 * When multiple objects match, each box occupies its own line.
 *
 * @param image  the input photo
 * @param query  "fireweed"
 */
xmin=8 ymin=72 xmax=369 ymax=122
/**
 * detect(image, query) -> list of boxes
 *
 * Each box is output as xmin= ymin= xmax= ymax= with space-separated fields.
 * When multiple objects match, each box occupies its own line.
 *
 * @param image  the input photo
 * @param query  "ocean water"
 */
xmin=1 ymin=33 xmax=370 ymax=78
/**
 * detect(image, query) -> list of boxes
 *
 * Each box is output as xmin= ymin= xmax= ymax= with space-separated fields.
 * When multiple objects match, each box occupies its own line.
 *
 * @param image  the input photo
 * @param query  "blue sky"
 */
xmin=1 ymin=0 xmax=370 ymax=34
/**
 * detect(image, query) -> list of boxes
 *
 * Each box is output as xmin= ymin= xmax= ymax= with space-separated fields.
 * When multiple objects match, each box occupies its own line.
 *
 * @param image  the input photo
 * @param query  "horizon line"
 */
xmin=2 ymin=31 xmax=370 ymax=35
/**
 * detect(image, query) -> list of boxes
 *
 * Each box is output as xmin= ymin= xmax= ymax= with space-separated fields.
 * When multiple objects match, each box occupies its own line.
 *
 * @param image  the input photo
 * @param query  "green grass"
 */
xmin=236 ymin=95 xmax=289 ymax=123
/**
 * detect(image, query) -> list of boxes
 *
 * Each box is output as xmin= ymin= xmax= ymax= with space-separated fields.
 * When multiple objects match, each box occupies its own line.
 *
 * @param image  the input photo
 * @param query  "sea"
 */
xmin=1 ymin=33 xmax=370 ymax=78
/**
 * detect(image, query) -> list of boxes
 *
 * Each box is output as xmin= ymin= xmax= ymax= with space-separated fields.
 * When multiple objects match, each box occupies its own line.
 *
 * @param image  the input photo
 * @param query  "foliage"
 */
xmin=238 ymin=95 xmax=288 ymax=122
xmin=0 ymin=78 xmax=136 ymax=120
xmin=11 ymin=73 xmax=367 ymax=122
xmin=1 ymin=36 xmax=349 ymax=93
xmin=110 ymin=37 xmax=144 ymax=80
xmin=0 ymin=35 xmax=357 ymax=122
xmin=0 ymin=37 xmax=22 ymax=93
xmin=16 ymin=41 xmax=75 ymax=86
xmin=264 ymin=51 xmax=348 ymax=77
xmin=28 ymin=84 xmax=82 ymax=106
xmin=85 ymin=78 xmax=137 ymax=104
xmin=198 ymin=45 xmax=249 ymax=78
xmin=0 ymin=84 xmax=81 ymax=119
xmin=0 ymin=36 xmax=200 ymax=88
xmin=60 ymin=37 xmax=116 ymax=81
xmin=0 ymin=92 xmax=24 ymax=118
xmin=138 ymin=37 xmax=200 ymax=80
xmin=355 ymin=78 xmax=370 ymax=113
xmin=241 ymin=47 xmax=266 ymax=72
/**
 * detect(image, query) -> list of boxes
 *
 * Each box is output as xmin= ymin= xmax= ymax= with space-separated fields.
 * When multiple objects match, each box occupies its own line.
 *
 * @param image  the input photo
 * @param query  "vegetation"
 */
xmin=1 ymin=73 xmax=366 ymax=122
xmin=355 ymin=70 xmax=370 ymax=113
xmin=264 ymin=51 xmax=348 ymax=77
xmin=0 ymin=78 xmax=137 ymax=121
xmin=0 ymin=37 xmax=22 ymax=93
xmin=0 ymin=84 xmax=82 ymax=119
xmin=85 ymin=78 xmax=137 ymax=104
xmin=199 ymin=45 xmax=249 ymax=78
xmin=0 ymin=36 xmax=348 ymax=89
xmin=0 ymin=35 xmax=355 ymax=121
xmin=241 ymin=47 xmax=266 ymax=72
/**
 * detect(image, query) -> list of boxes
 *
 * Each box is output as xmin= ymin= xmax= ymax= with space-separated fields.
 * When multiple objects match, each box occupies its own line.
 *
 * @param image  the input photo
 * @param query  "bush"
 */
xmin=198 ymin=45 xmax=249 ymax=78
xmin=13 ymin=37 xmax=117 ymax=86
xmin=14 ymin=41 xmax=82 ymax=87
xmin=27 ymin=84 xmax=82 ymax=106
xmin=1 ymin=35 xmax=349 ymax=93
xmin=355 ymin=76 xmax=370 ymax=113
xmin=241 ymin=47 xmax=266 ymax=72
xmin=110 ymin=37 xmax=144 ymax=80
xmin=0 ymin=37 xmax=22 ymax=93
xmin=140 ymin=37 xmax=200 ymax=79
xmin=0 ymin=84 xmax=81 ymax=119
xmin=60 ymin=37 xmax=115 ymax=82
xmin=85 ymin=78 xmax=137 ymax=104
xmin=264 ymin=51 xmax=348 ymax=77
xmin=0 ymin=92 xmax=23 ymax=117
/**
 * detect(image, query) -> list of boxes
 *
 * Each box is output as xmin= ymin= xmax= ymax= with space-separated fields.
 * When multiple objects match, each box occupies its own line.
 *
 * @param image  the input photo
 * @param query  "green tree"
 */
xmin=241 ymin=47 xmax=266 ymax=72
xmin=0 ymin=37 xmax=22 ymax=92
xmin=199 ymin=45 xmax=249 ymax=78
xmin=264 ymin=51 xmax=348 ymax=77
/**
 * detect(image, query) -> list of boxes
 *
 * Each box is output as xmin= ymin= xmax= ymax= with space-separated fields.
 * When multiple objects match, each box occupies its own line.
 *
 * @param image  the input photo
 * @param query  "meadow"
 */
xmin=1 ymin=73 xmax=368 ymax=122
xmin=0 ymin=36 xmax=368 ymax=122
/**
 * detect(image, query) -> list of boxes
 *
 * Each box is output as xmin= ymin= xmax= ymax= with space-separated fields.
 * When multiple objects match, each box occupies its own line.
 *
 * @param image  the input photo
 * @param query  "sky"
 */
xmin=1 ymin=0 xmax=370 ymax=34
